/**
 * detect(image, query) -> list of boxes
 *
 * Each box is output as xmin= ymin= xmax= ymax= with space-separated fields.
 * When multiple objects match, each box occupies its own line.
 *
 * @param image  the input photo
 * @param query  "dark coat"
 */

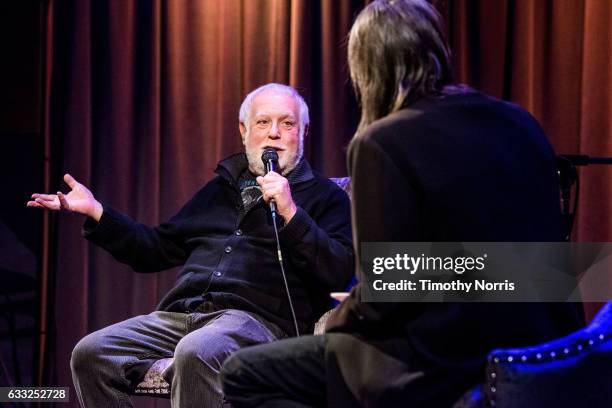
xmin=83 ymin=154 xmax=354 ymax=336
xmin=325 ymin=90 xmax=584 ymax=407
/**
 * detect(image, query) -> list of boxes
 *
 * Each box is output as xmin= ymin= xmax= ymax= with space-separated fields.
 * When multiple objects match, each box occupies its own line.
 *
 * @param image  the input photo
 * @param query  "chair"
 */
xmin=454 ymin=301 xmax=612 ymax=408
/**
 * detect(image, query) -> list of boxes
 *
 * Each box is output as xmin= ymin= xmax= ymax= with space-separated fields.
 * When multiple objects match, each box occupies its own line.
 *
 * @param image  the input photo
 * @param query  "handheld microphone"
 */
xmin=261 ymin=149 xmax=279 ymax=216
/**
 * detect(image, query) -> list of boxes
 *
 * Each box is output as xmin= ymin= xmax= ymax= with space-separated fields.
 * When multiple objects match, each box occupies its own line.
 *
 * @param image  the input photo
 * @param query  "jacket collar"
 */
xmin=215 ymin=153 xmax=314 ymax=186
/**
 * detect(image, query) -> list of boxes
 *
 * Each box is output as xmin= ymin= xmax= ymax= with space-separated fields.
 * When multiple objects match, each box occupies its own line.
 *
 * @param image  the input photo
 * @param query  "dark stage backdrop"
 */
xmin=43 ymin=0 xmax=611 ymax=404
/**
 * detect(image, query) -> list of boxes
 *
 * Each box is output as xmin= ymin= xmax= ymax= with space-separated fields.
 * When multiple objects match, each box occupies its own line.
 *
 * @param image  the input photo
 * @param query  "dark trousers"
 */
xmin=221 ymin=335 xmax=328 ymax=408
xmin=220 ymin=332 xmax=480 ymax=408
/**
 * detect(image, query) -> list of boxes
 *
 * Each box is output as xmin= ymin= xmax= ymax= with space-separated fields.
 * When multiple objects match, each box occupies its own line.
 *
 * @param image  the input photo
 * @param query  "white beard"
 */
xmin=243 ymin=131 xmax=303 ymax=176
xmin=245 ymin=149 xmax=266 ymax=176
xmin=245 ymin=148 xmax=301 ymax=176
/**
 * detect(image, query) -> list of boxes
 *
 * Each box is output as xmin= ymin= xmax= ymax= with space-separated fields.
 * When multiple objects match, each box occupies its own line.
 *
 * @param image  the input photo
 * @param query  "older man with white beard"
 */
xmin=28 ymin=83 xmax=354 ymax=408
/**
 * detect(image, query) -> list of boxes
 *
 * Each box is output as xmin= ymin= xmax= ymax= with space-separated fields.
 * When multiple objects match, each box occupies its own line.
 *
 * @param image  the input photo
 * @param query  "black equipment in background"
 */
xmin=557 ymin=154 xmax=612 ymax=241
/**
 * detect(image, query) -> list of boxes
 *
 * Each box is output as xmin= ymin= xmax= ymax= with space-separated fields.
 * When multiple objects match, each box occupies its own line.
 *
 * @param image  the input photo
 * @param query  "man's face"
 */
xmin=240 ymin=90 xmax=302 ymax=176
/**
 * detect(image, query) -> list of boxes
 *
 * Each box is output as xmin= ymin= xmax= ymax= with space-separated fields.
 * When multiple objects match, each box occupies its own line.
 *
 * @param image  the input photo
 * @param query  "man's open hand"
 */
xmin=27 ymin=173 xmax=103 ymax=222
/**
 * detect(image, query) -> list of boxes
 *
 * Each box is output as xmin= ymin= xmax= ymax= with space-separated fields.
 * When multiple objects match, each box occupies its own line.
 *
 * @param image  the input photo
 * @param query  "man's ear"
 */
xmin=239 ymin=123 xmax=247 ymax=145
xmin=303 ymin=123 xmax=310 ymax=138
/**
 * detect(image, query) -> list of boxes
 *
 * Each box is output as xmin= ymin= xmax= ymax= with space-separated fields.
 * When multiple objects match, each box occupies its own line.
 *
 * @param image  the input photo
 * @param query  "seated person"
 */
xmin=219 ymin=2 xmax=584 ymax=407
xmin=28 ymin=83 xmax=354 ymax=408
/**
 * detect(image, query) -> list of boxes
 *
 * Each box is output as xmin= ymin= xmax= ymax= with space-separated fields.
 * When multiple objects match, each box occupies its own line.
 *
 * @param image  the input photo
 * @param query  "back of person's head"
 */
xmin=348 ymin=0 xmax=454 ymax=132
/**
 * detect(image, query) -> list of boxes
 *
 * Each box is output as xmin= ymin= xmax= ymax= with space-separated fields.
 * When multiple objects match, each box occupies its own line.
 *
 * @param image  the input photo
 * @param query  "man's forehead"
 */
xmin=252 ymin=109 xmax=297 ymax=118
xmin=251 ymin=90 xmax=299 ymax=117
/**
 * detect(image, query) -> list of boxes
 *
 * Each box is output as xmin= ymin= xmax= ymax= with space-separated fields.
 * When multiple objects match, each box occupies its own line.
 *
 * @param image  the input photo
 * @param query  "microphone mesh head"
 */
xmin=261 ymin=148 xmax=279 ymax=164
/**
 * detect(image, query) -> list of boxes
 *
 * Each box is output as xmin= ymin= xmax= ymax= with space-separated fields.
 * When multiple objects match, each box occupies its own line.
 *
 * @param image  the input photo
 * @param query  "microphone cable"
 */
xmin=271 ymin=210 xmax=300 ymax=337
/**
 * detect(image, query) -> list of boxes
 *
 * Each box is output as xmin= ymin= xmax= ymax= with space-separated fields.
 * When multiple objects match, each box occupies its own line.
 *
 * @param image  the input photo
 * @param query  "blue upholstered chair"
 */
xmin=454 ymin=301 xmax=612 ymax=407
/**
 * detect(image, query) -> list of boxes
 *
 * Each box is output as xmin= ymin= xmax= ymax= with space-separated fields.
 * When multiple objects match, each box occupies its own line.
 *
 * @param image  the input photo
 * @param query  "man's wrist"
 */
xmin=90 ymin=201 xmax=103 ymax=222
xmin=281 ymin=203 xmax=297 ymax=223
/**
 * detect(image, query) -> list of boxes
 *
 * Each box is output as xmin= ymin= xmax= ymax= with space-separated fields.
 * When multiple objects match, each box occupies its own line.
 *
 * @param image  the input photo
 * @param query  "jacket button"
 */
xmin=213 ymin=271 xmax=222 ymax=277
xmin=235 ymin=229 xmax=243 ymax=236
xmin=224 ymin=246 xmax=232 ymax=253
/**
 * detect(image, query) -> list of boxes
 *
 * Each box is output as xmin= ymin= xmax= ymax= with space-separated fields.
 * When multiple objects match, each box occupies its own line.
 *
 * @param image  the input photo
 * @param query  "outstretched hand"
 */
xmin=27 ymin=174 xmax=103 ymax=222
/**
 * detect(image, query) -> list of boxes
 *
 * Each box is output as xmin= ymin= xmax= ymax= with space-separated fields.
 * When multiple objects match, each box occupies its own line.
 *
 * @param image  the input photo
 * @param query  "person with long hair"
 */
xmin=220 ymin=1 xmax=583 ymax=406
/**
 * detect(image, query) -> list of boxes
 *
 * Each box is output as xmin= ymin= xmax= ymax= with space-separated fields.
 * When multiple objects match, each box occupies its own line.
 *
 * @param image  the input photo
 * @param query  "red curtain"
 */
xmin=43 ymin=1 xmax=611 ymax=402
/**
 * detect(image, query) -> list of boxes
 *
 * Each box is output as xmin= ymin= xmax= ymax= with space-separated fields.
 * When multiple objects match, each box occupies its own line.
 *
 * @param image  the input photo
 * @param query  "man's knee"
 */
xmin=173 ymin=332 xmax=237 ymax=373
xmin=172 ymin=338 xmax=199 ymax=370
xmin=174 ymin=335 xmax=222 ymax=366
xmin=71 ymin=332 xmax=104 ymax=375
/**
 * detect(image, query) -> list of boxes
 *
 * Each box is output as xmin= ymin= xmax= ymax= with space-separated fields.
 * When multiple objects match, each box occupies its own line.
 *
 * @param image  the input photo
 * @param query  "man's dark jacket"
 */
xmin=83 ymin=154 xmax=354 ymax=335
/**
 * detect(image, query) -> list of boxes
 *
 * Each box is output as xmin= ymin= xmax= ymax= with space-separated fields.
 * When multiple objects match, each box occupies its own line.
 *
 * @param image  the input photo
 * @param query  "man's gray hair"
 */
xmin=239 ymin=83 xmax=310 ymax=140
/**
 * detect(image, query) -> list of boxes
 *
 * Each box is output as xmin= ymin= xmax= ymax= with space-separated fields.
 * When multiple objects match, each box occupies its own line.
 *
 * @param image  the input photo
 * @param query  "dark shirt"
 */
xmin=83 ymin=154 xmax=354 ymax=335
xmin=238 ymin=170 xmax=263 ymax=215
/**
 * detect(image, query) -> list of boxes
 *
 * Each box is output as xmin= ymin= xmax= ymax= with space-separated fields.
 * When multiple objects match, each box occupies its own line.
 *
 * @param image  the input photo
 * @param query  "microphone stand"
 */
xmin=557 ymin=154 xmax=612 ymax=241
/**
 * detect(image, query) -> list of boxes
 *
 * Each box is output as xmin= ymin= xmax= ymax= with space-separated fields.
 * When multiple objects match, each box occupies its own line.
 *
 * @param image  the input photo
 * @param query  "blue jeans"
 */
xmin=70 ymin=306 xmax=286 ymax=408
